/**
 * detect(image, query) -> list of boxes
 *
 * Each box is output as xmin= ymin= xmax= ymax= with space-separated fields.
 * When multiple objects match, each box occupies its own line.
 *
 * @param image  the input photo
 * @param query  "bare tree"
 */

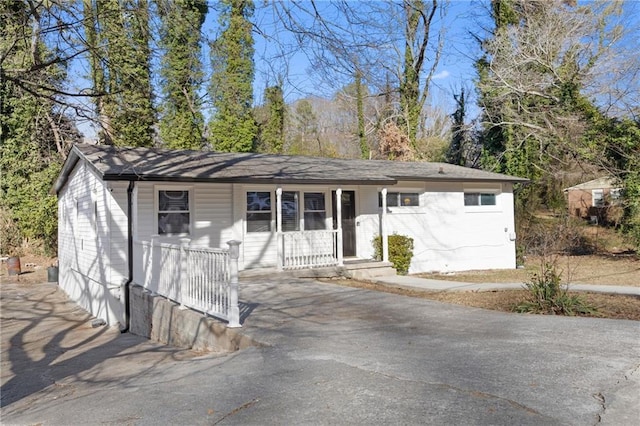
xmin=271 ymin=0 xmax=448 ymax=157
xmin=477 ymin=0 xmax=629 ymax=180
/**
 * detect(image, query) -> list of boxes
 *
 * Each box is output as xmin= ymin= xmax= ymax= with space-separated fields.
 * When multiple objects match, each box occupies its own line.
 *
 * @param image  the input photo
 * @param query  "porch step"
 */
xmin=238 ymin=261 xmax=397 ymax=280
xmin=291 ymin=261 xmax=397 ymax=280
xmin=341 ymin=261 xmax=397 ymax=280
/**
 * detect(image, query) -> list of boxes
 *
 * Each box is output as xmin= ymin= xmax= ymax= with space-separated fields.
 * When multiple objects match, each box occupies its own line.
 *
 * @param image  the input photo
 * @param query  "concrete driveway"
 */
xmin=2 ymin=277 xmax=639 ymax=425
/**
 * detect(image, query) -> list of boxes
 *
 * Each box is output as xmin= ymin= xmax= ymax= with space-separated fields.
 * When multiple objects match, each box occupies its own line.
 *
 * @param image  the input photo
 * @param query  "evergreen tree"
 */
xmin=157 ymin=0 xmax=208 ymax=150
xmin=84 ymin=0 xmax=155 ymax=146
xmin=1 ymin=2 xmax=79 ymax=254
xmin=208 ymin=0 xmax=257 ymax=152
xmin=475 ymin=0 xmax=639 ymax=247
xmin=446 ymin=88 xmax=469 ymax=166
xmin=475 ymin=0 xmax=619 ymax=208
xmin=333 ymin=75 xmax=371 ymax=159
xmin=256 ymin=84 xmax=285 ymax=153
xmin=475 ymin=0 xmax=520 ymax=175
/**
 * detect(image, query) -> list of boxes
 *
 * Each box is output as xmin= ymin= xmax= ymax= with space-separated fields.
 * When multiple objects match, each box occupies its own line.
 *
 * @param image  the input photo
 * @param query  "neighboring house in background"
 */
xmin=53 ymin=144 xmax=527 ymax=326
xmin=564 ymin=177 xmax=623 ymax=224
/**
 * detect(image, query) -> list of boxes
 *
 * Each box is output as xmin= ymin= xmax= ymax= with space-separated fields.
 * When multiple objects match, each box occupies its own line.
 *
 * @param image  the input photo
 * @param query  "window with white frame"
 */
xmin=610 ymin=188 xmax=622 ymax=204
xmin=247 ymin=191 xmax=272 ymax=232
xmin=464 ymin=192 xmax=497 ymax=206
xmin=158 ymin=190 xmax=190 ymax=235
xmin=281 ymin=191 xmax=300 ymax=231
xmin=303 ymin=192 xmax=326 ymax=230
xmin=378 ymin=192 xmax=420 ymax=207
xmin=592 ymin=189 xmax=604 ymax=207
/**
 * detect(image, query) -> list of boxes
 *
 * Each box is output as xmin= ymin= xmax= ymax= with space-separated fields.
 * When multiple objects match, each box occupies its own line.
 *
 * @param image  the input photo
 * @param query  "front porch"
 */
xmin=132 ymin=238 xmax=396 ymax=331
xmin=273 ymin=187 xmax=392 ymax=271
xmin=241 ymin=258 xmax=396 ymax=280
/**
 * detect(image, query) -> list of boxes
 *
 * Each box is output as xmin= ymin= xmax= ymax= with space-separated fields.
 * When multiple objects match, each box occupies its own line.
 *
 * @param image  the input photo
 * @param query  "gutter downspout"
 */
xmin=120 ymin=180 xmax=135 ymax=333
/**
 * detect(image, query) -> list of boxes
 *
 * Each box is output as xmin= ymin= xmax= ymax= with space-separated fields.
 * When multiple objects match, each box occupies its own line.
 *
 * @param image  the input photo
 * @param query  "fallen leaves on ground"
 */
xmin=327 ymin=279 xmax=640 ymax=321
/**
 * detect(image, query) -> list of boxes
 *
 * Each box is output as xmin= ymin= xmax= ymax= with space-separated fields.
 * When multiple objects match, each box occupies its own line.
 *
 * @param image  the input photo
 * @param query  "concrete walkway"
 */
xmin=370 ymin=274 xmax=640 ymax=296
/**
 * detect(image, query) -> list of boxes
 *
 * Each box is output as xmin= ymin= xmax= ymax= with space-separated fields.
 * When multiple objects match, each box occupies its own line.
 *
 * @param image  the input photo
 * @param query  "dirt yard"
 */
xmin=336 ymin=254 xmax=640 ymax=321
xmin=0 ymin=254 xmax=54 ymax=285
xmin=419 ymin=254 xmax=639 ymax=287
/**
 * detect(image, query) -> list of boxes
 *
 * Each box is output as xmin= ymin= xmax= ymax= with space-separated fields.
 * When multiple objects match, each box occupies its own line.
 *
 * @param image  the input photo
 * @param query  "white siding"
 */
xmin=130 ymin=179 xmax=517 ymax=274
xmin=57 ymin=162 xmax=127 ymax=326
xmin=134 ymin=181 xmax=236 ymax=248
xmin=194 ymin=184 xmax=235 ymax=247
xmin=359 ymin=181 xmax=517 ymax=273
xmin=234 ymin=185 xmax=278 ymax=269
xmin=355 ymin=186 xmax=379 ymax=260
xmin=233 ymin=184 xmax=338 ymax=270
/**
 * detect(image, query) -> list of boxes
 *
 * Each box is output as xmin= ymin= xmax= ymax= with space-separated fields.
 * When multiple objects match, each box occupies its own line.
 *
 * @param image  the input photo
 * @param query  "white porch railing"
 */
xmin=133 ymin=238 xmax=241 ymax=327
xmin=282 ymin=230 xmax=339 ymax=269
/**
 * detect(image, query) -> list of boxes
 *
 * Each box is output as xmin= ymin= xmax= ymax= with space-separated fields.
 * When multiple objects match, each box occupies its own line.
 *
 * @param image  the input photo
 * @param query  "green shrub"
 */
xmin=514 ymin=262 xmax=596 ymax=316
xmin=373 ymin=233 xmax=414 ymax=275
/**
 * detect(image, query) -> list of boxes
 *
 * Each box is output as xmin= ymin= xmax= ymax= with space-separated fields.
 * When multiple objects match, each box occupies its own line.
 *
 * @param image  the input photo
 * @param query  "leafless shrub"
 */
xmin=0 ymin=208 xmax=22 ymax=256
xmin=519 ymin=215 xmax=595 ymax=257
xmin=378 ymin=122 xmax=414 ymax=161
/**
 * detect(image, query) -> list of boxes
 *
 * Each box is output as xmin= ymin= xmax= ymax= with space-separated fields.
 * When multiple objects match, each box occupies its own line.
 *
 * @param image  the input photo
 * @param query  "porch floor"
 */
xmin=239 ymin=259 xmax=396 ymax=280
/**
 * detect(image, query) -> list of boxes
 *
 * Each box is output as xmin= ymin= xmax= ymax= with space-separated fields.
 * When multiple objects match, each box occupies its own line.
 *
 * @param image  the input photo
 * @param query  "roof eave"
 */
xmin=390 ymin=176 xmax=529 ymax=183
xmin=52 ymin=146 xmax=82 ymax=195
xmin=100 ymin=174 xmax=398 ymax=186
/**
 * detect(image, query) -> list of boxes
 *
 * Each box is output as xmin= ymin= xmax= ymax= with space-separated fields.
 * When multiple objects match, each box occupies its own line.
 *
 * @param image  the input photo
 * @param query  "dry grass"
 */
xmin=418 ymin=254 xmax=639 ymax=287
xmin=1 ymin=254 xmax=57 ymax=284
xmin=327 ymin=248 xmax=639 ymax=321
xmin=329 ymin=278 xmax=640 ymax=321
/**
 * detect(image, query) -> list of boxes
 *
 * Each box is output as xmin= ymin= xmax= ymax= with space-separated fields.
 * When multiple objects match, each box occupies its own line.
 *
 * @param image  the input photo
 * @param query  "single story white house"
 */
xmin=54 ymin=143 xmax=527 ymax=327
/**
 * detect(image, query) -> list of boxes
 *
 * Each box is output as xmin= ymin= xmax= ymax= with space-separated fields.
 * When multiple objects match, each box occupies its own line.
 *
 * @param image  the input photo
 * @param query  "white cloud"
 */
xmin=432 ymin=70 xmax=450 ymax=80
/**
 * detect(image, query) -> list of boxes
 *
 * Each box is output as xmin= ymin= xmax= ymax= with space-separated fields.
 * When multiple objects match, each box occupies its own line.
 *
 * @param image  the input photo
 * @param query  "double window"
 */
xmin=158 ymin=190 xmax=190 ymax=235
xmin=246 ymin=191 xmax=327 ymax=232
xmin=464 ymin=192 xmax=497 ymax=206
xmin=379 ymin=192 xmax=420 ymax=207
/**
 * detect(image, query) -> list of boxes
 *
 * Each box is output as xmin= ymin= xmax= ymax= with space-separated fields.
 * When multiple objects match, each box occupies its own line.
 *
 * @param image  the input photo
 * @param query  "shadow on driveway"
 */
xmin=0 ymin=281 xmax=193 ymax=408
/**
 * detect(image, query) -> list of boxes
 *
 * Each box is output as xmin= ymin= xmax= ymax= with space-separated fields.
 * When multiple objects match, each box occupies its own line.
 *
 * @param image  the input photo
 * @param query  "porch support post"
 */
xmin=276 ymin=187 xmax=283 ymax=270
xmin=381 ymin=187 xmax=389 ymax=263
xmin=336 ymin=188 xmax=344 ymax=266
xmin=226 ymin=240 xmax=242 ymax=328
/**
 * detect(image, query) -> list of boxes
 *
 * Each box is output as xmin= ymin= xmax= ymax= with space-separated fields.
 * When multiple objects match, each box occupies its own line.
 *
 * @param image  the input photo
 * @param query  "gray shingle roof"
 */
xmin=55 ymin=143 xmax=528 ymax=193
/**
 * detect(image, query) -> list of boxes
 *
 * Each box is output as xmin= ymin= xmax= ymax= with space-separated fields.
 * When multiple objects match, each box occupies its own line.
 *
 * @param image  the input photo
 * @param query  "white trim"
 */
xmin=242 ymin=187 xmax=333 ymax=235
xmin=301 ymin=191 xmax=328 ymax=231
xmin=592 ymin=189 xmax=604 ymax=207
xmin=276 ymin=187 xmax=283 ymax=270
xmin=336 ymin=188 xmax=343 ymax=266
xmin=154 ymin=184 xmax=194 ymax=237
xmin=463 ymin=184 xmax=503 ymax=213
xmin=245 ymin=190 xmax=273 ymax=233
xmin=381 ymin=187 xmax=389 ymax=263
xmin=380 ymin=191 xmax=421 ymax=208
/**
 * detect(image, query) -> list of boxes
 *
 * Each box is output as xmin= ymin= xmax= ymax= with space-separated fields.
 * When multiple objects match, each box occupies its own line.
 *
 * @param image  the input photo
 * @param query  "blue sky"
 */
xmin=241 ymin=1 xmax=485 ymax=108
xmin=240 ymin=0 xmax=639 ymax=114
xmin=76 ymin=1 xmax=481 ymax=139
xmin=75 ymin=0 xmax=639 ymax=140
